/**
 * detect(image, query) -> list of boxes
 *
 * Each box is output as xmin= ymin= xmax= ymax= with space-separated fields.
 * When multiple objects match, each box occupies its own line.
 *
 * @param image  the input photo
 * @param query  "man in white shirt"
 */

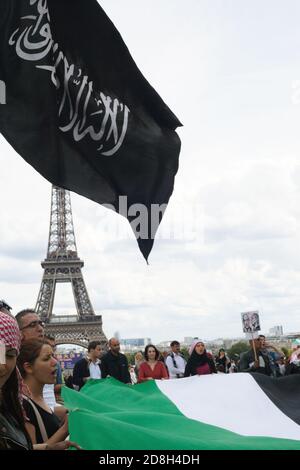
xmin=73 ymin=341 xmax=102 ymax=390
xmin=165 ymin=341 xmax=186 ymax=379
xmin=88 ymin=342 xmax=102 ymax=379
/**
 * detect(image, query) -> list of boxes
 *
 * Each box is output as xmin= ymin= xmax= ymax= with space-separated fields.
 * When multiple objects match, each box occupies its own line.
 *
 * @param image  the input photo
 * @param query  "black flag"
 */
xmin=0 ymin=0 xmax=182 ymax=261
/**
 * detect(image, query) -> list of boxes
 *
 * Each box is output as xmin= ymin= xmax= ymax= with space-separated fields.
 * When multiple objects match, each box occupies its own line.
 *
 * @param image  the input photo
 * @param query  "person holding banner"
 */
xmin=17 ymin=339 xmax=81 ymax=448
xmin=184 ymin=340 xmax=217 ymax=377
xmin=138 ymin=345 xmax=169 ymax=383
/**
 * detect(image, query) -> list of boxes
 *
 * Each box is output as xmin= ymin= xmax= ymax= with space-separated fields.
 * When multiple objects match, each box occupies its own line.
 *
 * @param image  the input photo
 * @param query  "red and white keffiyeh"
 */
xmin=0 ymin=311 xmax=30 ymax=412
xmin=0 ymin=311 xmax=21 ymax=363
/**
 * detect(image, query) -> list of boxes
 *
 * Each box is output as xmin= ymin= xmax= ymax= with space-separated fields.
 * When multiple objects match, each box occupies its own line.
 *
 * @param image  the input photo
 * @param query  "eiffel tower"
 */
xmin=35 ymin=186 xmax=107 ymax=349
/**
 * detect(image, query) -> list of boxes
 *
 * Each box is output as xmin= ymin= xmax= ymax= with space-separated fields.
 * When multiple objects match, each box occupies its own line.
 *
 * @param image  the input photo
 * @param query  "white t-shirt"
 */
xmin=89 ymin=360 xmax=101 ymax=379
xmin=165 ymin=353 xmax=186 ymax=379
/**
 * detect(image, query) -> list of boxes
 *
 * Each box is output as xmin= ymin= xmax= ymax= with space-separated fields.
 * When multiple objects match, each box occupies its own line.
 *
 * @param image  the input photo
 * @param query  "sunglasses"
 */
xmin=20 ymin=320 xmax=45 ymax=330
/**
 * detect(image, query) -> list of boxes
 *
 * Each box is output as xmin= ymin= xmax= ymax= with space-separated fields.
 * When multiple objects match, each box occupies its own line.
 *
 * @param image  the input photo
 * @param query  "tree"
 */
xmin=227 ymin=341 xmax=249 ymax=360
xmin=125 ymin=352 xmax=136 ymax=365
xmin=281 ymin=347 xmax=291 ymax=359
xmin=181 ymin=347 xmax=189 ymax=362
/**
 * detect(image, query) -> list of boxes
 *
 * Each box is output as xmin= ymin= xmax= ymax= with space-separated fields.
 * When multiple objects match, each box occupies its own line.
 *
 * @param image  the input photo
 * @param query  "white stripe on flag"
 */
xmin=157 ymin=374 xmax=300 ymax=441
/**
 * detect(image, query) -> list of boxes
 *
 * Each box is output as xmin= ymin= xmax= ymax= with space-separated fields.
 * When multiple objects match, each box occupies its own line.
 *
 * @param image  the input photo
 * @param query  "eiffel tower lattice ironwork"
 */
xmin=35 ymin=186 xmax=107 ymax=348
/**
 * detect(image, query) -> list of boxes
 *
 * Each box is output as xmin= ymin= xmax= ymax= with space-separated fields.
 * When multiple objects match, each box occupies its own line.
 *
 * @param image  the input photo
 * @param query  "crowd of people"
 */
xmin=66 ymin=335 xmax=300 ymax=388
xmin=1 ymin=298 xmax=300 ymax=450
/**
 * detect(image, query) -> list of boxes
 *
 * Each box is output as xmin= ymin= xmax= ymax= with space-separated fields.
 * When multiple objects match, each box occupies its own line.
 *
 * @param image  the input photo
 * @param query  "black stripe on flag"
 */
xmin=251 ymin=372 xmax=300 ymax=425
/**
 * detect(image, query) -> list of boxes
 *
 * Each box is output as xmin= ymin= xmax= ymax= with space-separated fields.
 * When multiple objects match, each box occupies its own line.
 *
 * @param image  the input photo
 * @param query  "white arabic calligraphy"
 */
xmin=9 ymin=0 xmax=130 ymax=157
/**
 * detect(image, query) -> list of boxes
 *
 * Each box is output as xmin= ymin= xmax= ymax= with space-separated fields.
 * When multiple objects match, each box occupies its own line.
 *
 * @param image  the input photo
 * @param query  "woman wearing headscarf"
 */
xmin=184 ymin=340 xmax=217 ymax=377
xmin=0 ymin=311 xmax=32 ymax=449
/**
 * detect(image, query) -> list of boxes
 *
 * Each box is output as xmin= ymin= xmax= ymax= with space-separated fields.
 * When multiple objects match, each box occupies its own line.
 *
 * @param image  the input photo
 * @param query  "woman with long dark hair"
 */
xmin=215 ymin=348 xmax=230 ymax=373
xmin=138 ymin=345 xmax=169 ymax=383
xmin=18 ymin=339 xmax=76 ymax=446
xmin=184 ymin=340 xmax=217 ymax=377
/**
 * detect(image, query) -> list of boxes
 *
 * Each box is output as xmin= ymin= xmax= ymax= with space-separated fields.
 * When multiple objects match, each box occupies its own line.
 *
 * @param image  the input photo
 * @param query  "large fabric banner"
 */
xmin=62 ymin=374 xmax=300 ymax=450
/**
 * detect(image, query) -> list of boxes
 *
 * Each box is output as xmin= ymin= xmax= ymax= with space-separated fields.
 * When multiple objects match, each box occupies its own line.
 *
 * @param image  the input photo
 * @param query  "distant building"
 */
xmin=156 ymin=340 xmax=172 ymax=350
xmin=223 ymin=338 xmax=246 ymax=350
xmin=183 ymin=337 xmax=195 ymax=345
xmin=208 ymin=338 xmax=224 ymax=347
xmin=269 ymin=326 xmax=283 ymax=337
xmin=120 ymin=338 xmax=151 ymax=352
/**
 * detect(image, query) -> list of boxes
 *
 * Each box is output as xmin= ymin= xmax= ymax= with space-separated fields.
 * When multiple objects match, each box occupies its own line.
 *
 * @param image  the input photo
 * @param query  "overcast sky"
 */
xmin=1 ymin=0 xmax=300 ymax=344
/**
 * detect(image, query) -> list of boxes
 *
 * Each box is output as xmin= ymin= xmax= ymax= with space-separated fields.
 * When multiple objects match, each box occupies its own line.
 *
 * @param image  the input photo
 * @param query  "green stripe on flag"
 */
xmin=62 ymin=378 xmax=300 ymax=450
